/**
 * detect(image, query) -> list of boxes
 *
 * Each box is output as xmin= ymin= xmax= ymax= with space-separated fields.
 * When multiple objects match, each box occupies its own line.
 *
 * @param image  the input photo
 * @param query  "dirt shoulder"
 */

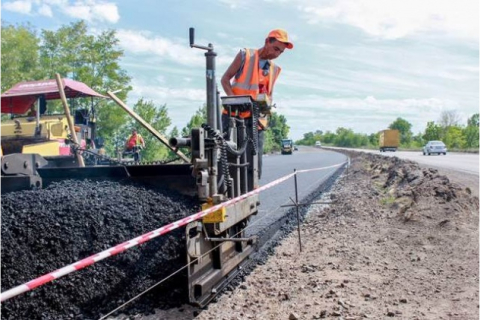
xmin=195 ymin=151 xmax=479 ymax=320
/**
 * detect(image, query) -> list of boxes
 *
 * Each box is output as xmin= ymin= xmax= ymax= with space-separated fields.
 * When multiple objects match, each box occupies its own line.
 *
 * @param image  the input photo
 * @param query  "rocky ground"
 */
xmin=192 ymin=151 xmax=479 ymax=320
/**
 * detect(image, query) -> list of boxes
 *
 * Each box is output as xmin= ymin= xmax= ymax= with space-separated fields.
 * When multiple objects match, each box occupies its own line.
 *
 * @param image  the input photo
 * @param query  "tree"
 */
xmin=1 ymin=22 xmax=41 ymax=92
xmin=127 ymin=99 xmax=172 ymax=161
xmin=368 ymin=133 xmax=378 ymax=147
xmin=264 ymin=113 xmax=290 ymax=153
xmin=467 ymin=113 xmax=479 ymax=127
xmin=181 ymin=105 xmax=207 ymax=137
xmin=389 ymin=117 xmax=413 ymax=145
xmin=295 ymin=130 xmax=324 ymax=146
xmin=170 ymin=126 xmax=180 ymax=138
xmin=39 ymin=20 xmax=132 ymax=146
xmin=439 ymin=110 xmax=461 ymax=128
xmin=464 ymin=113 xmax=479 ymax=149
xmin=295 ymin=131 xmax=314 ymax=145
xmin=411 ymin=132 xmax=424 ymax=148
xmin=322 ymin=131 xmax=336 ymax=144
xmin=334 ymin=127 xmax=355 ymax=147
xmin=423 ymin=121 xmax=442 ymax=142
xmin=443 ymin=126 xmax=465 ymax=149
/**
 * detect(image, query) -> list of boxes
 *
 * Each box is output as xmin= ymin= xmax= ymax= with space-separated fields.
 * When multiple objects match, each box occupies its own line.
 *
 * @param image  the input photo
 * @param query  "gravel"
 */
xmin=1 ymin=179 xmax=199 ymax=320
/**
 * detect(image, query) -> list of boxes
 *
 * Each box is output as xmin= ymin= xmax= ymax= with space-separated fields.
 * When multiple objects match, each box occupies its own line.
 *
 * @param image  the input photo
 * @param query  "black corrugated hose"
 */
xmin=201 ymin=124 xmax=232 ymax=189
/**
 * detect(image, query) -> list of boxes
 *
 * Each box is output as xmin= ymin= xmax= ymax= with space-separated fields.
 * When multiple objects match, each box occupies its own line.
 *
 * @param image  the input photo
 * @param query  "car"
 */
xmin=293 ymin=145 xmax=298 ymax=151
xmin=423 ymin=140 xmax=447 ymax=155
xmin=315 ymin=141 xmax=322 ymax=148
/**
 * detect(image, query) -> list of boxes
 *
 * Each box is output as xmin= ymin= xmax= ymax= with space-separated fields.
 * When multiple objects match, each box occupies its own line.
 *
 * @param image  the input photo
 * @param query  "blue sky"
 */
xmin=2 ymin=0 xmax=478 ymax=140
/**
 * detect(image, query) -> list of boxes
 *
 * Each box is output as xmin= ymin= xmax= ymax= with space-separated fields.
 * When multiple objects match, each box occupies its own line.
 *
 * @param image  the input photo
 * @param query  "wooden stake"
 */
xmin=55 ymin=74 xmax=85 ymax=167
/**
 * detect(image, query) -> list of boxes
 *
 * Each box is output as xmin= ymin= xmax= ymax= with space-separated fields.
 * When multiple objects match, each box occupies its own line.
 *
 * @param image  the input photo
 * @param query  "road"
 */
xmin=326 ymin=146 xmax=479 ymax=197
xmin=248 ymin=147 xmax=347 ymax=235
xmin=327 ymin=147 xmax=479 ymax=175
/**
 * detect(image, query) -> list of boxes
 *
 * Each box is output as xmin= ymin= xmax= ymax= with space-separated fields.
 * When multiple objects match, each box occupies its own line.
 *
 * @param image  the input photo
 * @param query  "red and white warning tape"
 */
xmin=0 ymin=162 xmax=346 ymax=302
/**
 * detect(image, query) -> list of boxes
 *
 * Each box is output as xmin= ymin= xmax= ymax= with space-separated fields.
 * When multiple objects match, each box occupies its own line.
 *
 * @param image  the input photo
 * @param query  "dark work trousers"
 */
xmin=222 ymin=114 xmax=265 ymax=180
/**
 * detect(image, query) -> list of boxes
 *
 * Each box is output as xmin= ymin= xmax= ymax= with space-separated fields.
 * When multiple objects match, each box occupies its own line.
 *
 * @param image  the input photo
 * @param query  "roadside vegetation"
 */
xmin=295 ymin=114 xmax=479 ymax=153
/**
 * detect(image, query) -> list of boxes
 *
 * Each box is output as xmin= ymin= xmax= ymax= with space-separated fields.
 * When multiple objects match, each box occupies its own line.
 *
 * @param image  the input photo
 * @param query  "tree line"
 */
xmin=296 ymin=113 xmax=479 ymax=151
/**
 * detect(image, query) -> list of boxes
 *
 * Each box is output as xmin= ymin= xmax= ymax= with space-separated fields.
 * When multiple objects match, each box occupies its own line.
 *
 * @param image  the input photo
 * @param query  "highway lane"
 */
xmin=378 ymin=151 xmax=478 ymax=175
xmin=247 ymin=147 xmax=347 ymax=235
xmin=328 ymin=147 xmax=479 ymax=175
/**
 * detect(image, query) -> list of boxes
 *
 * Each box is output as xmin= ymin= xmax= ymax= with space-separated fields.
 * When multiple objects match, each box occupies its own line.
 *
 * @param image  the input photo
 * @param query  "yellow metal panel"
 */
xmin=49 ymin=122 xmax=66 ymax=137
xmin=1 ymin=116 xmax=70 ymax=140
xmin=23 ymin=141 xmax=60 ymax=156
xmin=202 ymin=203 xmax=227 ymax=223
xmin=1 ymin=118 xmax=43 ymax=137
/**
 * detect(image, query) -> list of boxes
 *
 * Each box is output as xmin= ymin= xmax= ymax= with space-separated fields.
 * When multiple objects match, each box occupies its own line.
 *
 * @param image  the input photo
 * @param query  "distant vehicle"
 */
xmin=315 ymin=141 xmax=322 ymax=148
xmin=423 ymin=141 xmax=447 ymax=155
xmin=379 ymin=129 xmax=400 ymax=152
xmin=281 ymin=139 xmax=293 ymax=155
xmin=293 ymin=145 xmax=298 ymax=151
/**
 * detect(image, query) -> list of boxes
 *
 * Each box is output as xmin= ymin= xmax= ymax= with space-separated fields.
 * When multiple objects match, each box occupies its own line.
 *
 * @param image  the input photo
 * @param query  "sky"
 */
xmin=2 ymin=0 xmax=479 ymax=140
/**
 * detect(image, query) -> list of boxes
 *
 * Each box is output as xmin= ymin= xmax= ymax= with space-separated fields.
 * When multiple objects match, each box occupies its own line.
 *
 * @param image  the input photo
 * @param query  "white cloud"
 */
xmin=116 ymin=29 xmax=202 ymax=66
xmin=298 ymin=0 xmax=479 ymax=40
xmin=2 ymin=0 xmax=119 ymax=23
xmin=62 ymin=0 xmax=119 ymax=23
xmin=129 ymin=80 xmax=205 ymax=104
xmin=38 ymin=4 xmax=53 ymax=17
xmin=90 ymin=2 xmax=119 ymax=23
xmin=218 ymin=0 xmax=245 ymax=9
xmin=117 ymin=29 xmax=234 ymax=68
xmin=3 ymin=0 xmax=32 ymax=14
xmin=42 ymin=0 xmax=68 ymax=5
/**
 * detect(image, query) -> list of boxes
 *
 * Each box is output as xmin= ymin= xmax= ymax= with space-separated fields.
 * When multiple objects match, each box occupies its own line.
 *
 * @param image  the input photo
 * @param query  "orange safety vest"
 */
xmin=127 ymin=134 xmax=143 ymax=149
xmin=223 ymin=48 xmax=281 ymax=129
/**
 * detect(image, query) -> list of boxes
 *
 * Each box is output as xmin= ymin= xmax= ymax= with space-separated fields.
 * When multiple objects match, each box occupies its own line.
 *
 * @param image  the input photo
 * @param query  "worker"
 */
xmin=26 ymin=105 xmax=37 ymax=118
xmin=125 ymin=128 xmax=145 ymax=152
xmin=221 ymin=28 xmax=293 ymax=179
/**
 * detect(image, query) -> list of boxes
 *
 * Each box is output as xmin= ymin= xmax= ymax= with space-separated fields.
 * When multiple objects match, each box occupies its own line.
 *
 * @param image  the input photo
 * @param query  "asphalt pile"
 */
xmin=1 ymin=179 xmax=199 ymax=320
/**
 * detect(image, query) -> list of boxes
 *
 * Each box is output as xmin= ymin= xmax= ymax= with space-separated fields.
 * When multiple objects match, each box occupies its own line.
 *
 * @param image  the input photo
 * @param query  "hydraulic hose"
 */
xmin=251 ymin=103 xmax=260 ymax=155
xmin=201 ymin=124 xmax=232 ymax=189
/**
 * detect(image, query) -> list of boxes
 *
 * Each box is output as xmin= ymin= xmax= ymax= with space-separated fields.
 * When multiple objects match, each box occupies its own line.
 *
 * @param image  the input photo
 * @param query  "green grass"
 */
xmin=380 ymin=195 xmax=396 ymax=206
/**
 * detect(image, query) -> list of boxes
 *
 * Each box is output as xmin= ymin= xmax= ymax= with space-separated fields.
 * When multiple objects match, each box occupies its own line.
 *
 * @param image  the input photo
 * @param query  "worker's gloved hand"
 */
xmin=256 ymin=93 xmax=273 ymax=115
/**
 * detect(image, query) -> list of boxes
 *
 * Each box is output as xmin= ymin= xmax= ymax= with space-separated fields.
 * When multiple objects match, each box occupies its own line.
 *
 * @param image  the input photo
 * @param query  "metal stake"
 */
xmin=294 ymin=169 xmax=302 ymax=252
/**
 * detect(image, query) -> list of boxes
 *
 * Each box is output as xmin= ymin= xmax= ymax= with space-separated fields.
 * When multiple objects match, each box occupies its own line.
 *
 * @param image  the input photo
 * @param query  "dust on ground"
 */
xmin=192 ymin=151 xmax=479 ymax=320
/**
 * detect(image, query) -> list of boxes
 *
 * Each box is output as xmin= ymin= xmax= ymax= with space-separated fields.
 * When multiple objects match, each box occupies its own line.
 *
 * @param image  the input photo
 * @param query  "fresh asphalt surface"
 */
xmin=247 ymin=147 xmax=347 ymax=235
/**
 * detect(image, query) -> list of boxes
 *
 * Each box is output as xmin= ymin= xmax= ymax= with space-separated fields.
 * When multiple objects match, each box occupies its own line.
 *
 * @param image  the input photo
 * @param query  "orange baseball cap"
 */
xmin=267 ymin=29 xmax=293 ymax=49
